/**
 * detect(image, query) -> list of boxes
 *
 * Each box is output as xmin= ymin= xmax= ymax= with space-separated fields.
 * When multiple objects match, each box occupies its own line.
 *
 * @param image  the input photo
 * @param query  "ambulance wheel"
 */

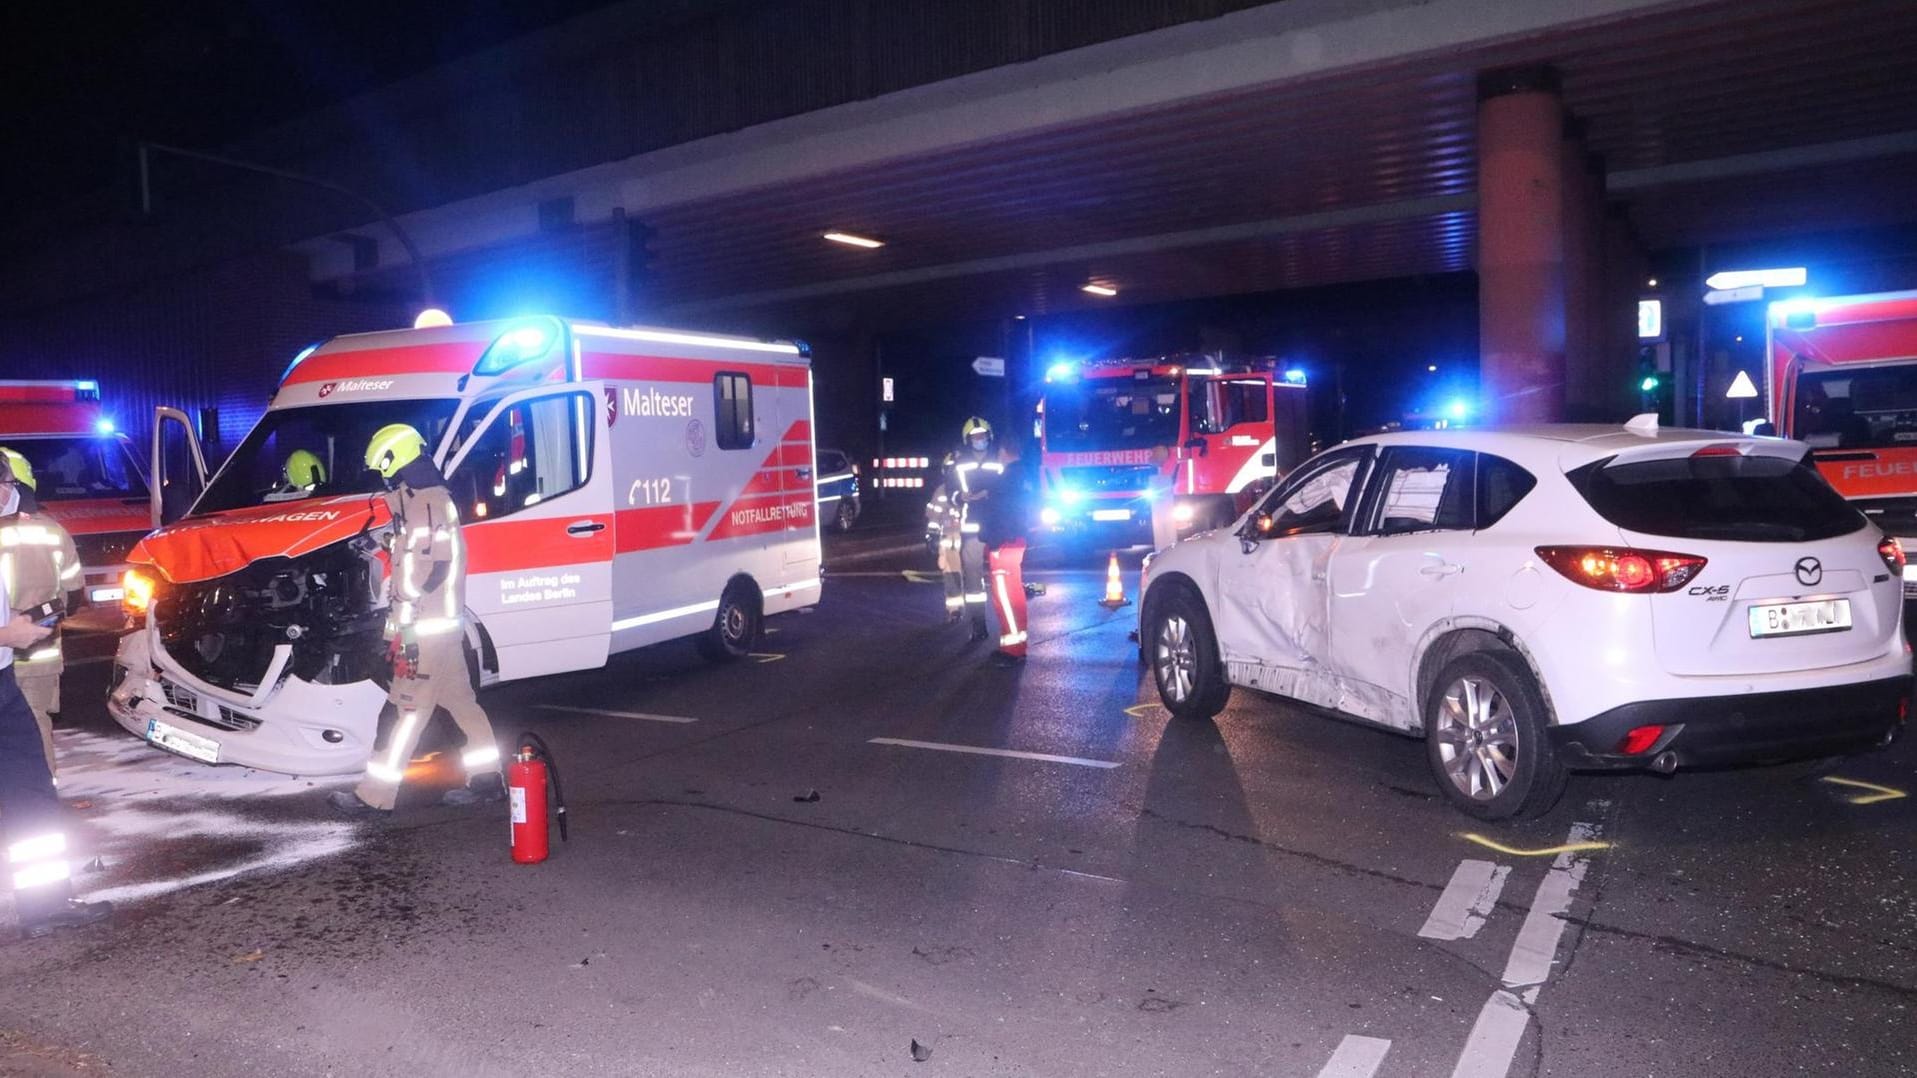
xmin=698 ymin=581 xmax=761 ymax=663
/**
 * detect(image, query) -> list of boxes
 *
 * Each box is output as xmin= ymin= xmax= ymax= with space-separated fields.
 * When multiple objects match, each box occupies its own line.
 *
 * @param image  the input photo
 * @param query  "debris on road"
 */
xmin=910 ymin=1039 xmax=932 ymax=1062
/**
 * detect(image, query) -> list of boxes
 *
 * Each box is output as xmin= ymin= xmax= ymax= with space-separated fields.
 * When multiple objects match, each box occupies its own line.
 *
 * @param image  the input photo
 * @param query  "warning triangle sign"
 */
xmin=1725 ymin=370 xmax=1759 ymax=399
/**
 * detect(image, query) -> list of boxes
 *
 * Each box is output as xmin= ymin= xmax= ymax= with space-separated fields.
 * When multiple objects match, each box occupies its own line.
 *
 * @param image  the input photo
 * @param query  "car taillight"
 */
xmin=1878 ymin=535 xmax=1906 ymax=575
xmin=1535 ymin=546 xmax=1707 ymax=593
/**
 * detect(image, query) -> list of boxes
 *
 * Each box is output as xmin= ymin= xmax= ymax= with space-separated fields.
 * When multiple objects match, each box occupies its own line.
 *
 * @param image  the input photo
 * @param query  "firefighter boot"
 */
xmin=442 ymin=772 xmax=506 ymax=807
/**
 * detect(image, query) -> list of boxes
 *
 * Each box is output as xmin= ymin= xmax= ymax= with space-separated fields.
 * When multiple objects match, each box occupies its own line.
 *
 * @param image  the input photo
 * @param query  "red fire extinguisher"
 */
xmin=508 ymin=732 xmax=568 ymax=864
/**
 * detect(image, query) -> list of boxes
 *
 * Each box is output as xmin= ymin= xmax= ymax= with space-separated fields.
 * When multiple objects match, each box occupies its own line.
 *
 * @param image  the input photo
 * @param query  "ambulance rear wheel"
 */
xmin=698 ymin=581 xmax=761 ymax=663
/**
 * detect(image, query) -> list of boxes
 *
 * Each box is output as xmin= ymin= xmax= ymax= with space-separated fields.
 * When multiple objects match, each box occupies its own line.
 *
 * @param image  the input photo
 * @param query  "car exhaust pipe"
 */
xmin=1650 ymin=751 xmax=1679 ymax=775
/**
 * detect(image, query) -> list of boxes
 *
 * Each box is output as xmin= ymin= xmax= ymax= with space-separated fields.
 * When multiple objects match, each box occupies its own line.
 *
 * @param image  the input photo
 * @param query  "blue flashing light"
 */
xmin=1057 ymin=487 xmax=1086 ymax=506
xmin=282 ymin=343 xmax=321 ymax=382
xmin=95 ymin=418 xmax=116 ymax=434
xmin=1445 ymin=398 xmax=1470 ymax=421
xmin=1770 ymin=297 xmax=1822 ymax=330
xmin=476 ymin=318 xmax=563 ymax=376
xmin=1282 ymin=368 xmax=1307 ymax=385
xmin=75 ymin=380 xmax=97 ymax=392
xmin=1045 ymin=361 xmax=1078 ymax=383
xmin=1141 ymin=486 xmax=1160 ymax=502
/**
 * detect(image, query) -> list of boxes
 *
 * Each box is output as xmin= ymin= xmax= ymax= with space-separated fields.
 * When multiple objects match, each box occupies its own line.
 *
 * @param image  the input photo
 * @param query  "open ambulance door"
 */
xmin=445 ymin=382 xmax=615 ymax=681
xmin=150 ymin=406 xmax=208 ymax=527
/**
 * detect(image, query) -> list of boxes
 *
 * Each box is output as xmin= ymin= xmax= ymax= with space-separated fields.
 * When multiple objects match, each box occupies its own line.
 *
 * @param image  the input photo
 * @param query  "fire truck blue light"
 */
xmin=1283 ymin=368 xmax=1307 ymax=385
xmin=95 ymin=418 xmax=115 ymax=434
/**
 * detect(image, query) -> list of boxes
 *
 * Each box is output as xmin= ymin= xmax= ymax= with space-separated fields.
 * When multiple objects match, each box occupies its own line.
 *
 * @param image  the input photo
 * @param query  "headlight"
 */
xmin=1057 ymin=488 xmax=1085 ymax=506
xmin=1171 ymin=503 xmax=1196 ymax=524
xmin=122 ymin=568 xmax=157 ymax=616
xmin=1040 ymin=506 xmax=1062 ymax=527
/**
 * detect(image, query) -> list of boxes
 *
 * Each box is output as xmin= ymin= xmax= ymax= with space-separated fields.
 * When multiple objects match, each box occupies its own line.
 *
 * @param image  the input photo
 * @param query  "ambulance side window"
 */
xmin=454 ymin=393 xmax=593 ymax=520
xmin=714 ymin=373 xmax=754 ymax=450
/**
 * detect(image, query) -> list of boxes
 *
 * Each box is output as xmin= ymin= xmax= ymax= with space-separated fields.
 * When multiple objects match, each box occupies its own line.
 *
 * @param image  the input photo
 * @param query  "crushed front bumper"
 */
xmin=107 ymin=628 xmax=385 ymax=776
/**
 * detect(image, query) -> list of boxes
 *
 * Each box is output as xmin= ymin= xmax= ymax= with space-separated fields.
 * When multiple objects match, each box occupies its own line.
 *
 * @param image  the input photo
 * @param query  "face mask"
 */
xmin=0 ymin=485 xmax=18 ymax=517
xmin=968 ymin=436 xmax=989 ymax=453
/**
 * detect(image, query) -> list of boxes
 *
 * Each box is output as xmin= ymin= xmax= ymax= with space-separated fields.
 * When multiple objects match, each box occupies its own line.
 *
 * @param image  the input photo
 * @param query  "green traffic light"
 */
xmin=1639 ymin=375 xmax=1660 ymax=392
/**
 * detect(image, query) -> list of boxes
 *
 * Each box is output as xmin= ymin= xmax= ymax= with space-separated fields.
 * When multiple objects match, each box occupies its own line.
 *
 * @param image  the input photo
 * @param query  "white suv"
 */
xmin=1138 ymin=419 xmax=1912 ymax=818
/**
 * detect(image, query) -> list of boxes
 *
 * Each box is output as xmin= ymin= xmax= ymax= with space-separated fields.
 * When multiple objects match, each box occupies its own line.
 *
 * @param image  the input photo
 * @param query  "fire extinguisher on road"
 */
xmin=508 ymin=731 xmax=569 ymax=864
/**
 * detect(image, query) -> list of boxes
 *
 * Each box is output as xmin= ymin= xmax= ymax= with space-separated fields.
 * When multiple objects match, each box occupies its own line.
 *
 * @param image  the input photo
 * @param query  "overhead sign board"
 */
xmin=1703 ymin=285 xmax=1765 ymax=306
xmin=1705 ymin=267 xmax=1806 ymax=291
xmin=972 ymin=356 xmax=1006 ymax=378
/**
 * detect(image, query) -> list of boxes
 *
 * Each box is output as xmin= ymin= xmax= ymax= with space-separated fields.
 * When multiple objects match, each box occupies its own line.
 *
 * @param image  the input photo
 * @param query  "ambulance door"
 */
xmin=149 ymin=406 xmax=208 ymax=527
xmin=446 ymin=384 xmax=614 ymax=681
xmin=778 ymin=367 xmax=821 ymax=574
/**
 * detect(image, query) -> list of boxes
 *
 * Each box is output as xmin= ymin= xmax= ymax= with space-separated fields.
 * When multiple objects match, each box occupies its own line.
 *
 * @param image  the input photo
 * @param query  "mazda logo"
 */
xmin=1794 ymin=556 xmax=1823 ymax=587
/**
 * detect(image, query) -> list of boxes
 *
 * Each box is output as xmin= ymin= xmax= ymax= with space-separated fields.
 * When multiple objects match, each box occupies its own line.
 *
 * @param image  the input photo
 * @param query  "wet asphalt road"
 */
xmin=0 ymin=517 xmax=1913 ymax=1077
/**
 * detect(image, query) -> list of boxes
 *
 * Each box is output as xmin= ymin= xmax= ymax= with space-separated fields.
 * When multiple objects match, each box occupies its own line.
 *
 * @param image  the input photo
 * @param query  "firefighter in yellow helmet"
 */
xmin=277 ymin=449 xmax=327 ymax=495
xmin=330 ymin=424 xmax=501 ymax=816
xmin=0 ymin=448 xmax=82 ymax=772
xmin=939 ymin=417 xmax=1006 ymax=643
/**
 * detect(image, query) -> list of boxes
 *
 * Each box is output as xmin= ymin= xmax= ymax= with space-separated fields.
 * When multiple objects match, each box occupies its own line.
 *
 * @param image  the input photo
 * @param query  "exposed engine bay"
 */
xmin=153 ymin=535 xmax=388 ymax=692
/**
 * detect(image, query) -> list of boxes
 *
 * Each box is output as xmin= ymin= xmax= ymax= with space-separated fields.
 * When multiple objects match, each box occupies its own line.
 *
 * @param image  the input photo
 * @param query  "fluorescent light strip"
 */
xmin=1081 ymin=283 xmax=1118 ymax=297
xmin=823 ymin=231 xmax=885 ymax=249
xmin=611 ymin=599 xmax=720 ymax=632
xmin=577 ymin=326 xmax=801 ymax=355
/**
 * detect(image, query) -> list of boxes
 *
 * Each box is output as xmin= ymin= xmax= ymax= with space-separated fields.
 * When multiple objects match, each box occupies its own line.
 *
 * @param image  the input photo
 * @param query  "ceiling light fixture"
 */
xmin=1081 ymin=283 xmax=1118 ymax=297
xmin=823 ymin=231 xmax=884 ymax=249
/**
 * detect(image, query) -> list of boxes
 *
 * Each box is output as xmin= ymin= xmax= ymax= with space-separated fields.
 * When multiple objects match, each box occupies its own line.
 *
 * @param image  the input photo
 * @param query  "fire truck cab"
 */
xmin=0 ymin=380 xmax=152 ymax=617
xmin=110 ymin=316 xmax=821 ymax=774
xmin=1035 ymin=356 xmax=1309 ymax=543
xmin=1766 ymin=291 xmax=1917 ymax=596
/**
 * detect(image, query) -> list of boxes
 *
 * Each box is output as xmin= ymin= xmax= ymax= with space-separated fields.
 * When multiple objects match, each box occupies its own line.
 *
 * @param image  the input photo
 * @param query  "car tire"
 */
xmin=1146 ymin=586 xmax=1231 ymax=721
xmin=697 ymin=581 xmax=761 ymax=663
xmin=834 ymin=501 xmax=857 ymax=533
xmin=1423 ymin=650 xmax=1568 ymax=820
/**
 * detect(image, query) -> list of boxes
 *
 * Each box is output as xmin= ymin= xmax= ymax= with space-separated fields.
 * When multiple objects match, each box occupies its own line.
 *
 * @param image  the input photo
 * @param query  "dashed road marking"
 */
xmin=1419 ymin=859 xmax=1510 ymax=941
xmin=1314 ymin=1034 xmax=1391 ymax=1078
xmin=750 ymin=652 xmax=787 ymax=663
xmin=1458 ymin=832 xmax=1610 ymax=858
xmin=867 ymin=737 xmax=1119 ymax=769
xmin=535 ymin=705 xmax=698 ymax=724
xmin=1820 ymin=775 xmax=1907 ymax=805
xmin=1450 ymin=818 xmax=1605 ymax=1078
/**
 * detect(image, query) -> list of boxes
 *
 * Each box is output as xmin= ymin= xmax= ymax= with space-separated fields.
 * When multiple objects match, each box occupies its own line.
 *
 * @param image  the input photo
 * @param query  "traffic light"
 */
xmin=1639 ymin=374 xmax=1660 ymax=393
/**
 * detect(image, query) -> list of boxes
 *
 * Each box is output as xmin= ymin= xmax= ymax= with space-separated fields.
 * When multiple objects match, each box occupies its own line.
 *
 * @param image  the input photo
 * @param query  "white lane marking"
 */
xmin=535 ymin=705 xmax=698 ymax=724
xmin=1315 ymin=1034 xmax=1392 ymax=1078
xmin=868 ymin=737 xmax=1119 ymax=769
xmin=1419 ymin=859 xmax=1511 ymax=941
xmin=1449 ymin=817 xmax=1605 ymax=1078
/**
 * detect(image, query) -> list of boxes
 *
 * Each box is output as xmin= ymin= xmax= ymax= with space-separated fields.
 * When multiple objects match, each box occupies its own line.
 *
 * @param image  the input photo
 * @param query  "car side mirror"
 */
xmin=1239 ymin=512 xmax=1274 ymax=553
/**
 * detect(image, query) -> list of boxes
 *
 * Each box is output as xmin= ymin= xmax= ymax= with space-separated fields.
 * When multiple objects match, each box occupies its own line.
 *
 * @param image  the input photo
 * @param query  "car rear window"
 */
xmin=1568 ymin=452 xmax=1865 ymax=542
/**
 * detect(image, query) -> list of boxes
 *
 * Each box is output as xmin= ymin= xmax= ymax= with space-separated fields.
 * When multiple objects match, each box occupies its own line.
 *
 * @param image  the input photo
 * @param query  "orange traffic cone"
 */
xmin=1099 ymin=551 xmax=1131 ymax=610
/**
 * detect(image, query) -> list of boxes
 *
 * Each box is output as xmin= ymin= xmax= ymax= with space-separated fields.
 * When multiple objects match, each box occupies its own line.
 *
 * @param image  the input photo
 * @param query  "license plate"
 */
xmin=146 ymin=718 xmax=221 ymax=763
xmin=89 ymin=586 xmax=125 ymax=603
xmin=1092 ymin=508 xmax=1132 ymax=522
xmin=1749 ymin=599 xmax=1852 ymax=638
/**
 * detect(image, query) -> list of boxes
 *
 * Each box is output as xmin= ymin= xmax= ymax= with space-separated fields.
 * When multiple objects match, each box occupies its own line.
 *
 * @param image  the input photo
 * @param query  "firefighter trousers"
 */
xmin=0 ymin=665 xmax=73 ymax=923
xmin=988 ymin=538 xmax=1029 ymax=659
xmin=948 ymin=536 xmax=989 ymax=631
xmin=14 ymin=655 xmax=59 ymax=775
xmin=354 ymin=631 xmax=500 ymax=811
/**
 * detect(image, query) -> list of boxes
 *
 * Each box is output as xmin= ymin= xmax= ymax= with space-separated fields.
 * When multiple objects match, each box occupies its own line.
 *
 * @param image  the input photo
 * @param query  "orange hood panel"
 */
xmin=129 ymin=495 xmax=390 ymax=585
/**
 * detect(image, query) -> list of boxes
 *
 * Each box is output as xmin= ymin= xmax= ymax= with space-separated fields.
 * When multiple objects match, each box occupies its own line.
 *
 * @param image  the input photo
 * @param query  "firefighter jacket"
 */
xmin=976 ymin=455 xmax=1033 ymax=548
xmin=0 ymin=513 xmax=81 ymax=618
xmin=940 ymin=449 xmax=1007 ymax=540
xmin=385 ymin=467 xmax=466 ymax=644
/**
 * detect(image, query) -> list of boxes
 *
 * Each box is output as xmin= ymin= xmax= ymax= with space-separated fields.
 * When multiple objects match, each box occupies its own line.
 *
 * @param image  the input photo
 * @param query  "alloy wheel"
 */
xmin=1434 ymin=675 xmax=1519 ymax=801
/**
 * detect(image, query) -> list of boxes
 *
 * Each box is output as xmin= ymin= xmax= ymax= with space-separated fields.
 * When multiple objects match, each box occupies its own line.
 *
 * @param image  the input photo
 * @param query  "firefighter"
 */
xmin=276 ymin=449 xmax=327 ymax=496
xmin=0 ymin=448 xmax=81 ymax=771
xmin=940 ymin=417 xmax=1006 ymax=643
xmin=330 ymin=424 xmax=501 ymax=817
xmin=925 ymin=482 xmax=964 ymax=622
xmin=0 ymin=534 xmax=111 ymax=938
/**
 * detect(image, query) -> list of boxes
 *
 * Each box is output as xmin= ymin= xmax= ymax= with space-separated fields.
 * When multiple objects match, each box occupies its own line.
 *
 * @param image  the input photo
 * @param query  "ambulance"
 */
xmin=109 ymin=316 xmax=822 ymax=774
xmin=1764 ymin=291 xmax=1917 ymax=595
xmin=0 ymin=380 xmax=152 ymax=618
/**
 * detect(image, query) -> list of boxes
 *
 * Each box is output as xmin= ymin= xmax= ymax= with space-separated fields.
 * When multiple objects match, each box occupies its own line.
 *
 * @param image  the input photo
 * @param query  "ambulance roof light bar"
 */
xmin=474 ymin=316 xmax=567 ymax=376
xmin=0 ymin=379 xmax=102 ymax=402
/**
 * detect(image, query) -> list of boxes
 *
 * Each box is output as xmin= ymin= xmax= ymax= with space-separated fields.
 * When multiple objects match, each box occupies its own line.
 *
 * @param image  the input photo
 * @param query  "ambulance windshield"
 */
xmin=10 ymin=436 xmax=148 ymax=502
xmin=196 ymin=399 xmax=460 ymax=515
xmin=1044 ymin=377 xmax=1182 ymax=451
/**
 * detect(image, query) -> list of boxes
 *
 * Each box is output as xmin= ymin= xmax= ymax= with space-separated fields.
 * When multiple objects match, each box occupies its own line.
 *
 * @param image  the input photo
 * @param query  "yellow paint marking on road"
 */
xmin=900 ymin=570 xmax=942 ymax=585
xmin=1820 ymin=775 xmax=1908 ymax=805
xmin=1459 ymin=833 xmax=1612 ymax=858
xmin=750 ymin=652 xmax=787 ymax=664
xmin=1123 ymin=703 xmax=1163 ymax=718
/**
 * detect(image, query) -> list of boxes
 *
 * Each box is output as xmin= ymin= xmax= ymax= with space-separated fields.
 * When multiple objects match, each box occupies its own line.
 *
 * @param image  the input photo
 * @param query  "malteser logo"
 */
xmin=318 ymin=378 xmax=395 ymax=398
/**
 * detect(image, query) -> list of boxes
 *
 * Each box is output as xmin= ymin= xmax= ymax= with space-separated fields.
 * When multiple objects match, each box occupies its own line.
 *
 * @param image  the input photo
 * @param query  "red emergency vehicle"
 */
xmin=110 ymin=316 xmax=821 ymax=774
xmin=0 ymin=380 xmax=152 ymax=614
xmin=1034 ymin=356 xmax=1309 ymax=541
xmin=1765 ymin=291 xmax=1917 ymax=595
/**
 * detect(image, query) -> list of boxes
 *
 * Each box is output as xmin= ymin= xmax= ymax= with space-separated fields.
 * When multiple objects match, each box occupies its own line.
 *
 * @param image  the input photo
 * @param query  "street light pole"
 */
xmin=137 ymin=141 xmax=436 ymax=305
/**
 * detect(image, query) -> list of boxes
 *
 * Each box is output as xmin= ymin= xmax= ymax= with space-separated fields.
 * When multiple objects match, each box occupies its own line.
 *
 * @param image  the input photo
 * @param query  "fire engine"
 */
xmin=0 ymin=380 xmax=151 ymax=617
xmin=1765 ymin=291 xmax=1917 ymax=595
xmin=1034 ymin=355 xmax=1309 ymax=541
xmin=109 ymin=316 xmax=821 ymax=774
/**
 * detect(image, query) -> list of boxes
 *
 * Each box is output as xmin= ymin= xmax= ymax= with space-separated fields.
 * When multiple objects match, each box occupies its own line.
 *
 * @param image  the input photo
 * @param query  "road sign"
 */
xmin=1703 ymin=285 xmax=1764 ymax=306
xmin=1726 ymin=370 xmax=1759 ymax=399
xmin=881 ymin=376 xmax=894 ymax=402
xmin=972 ymin=356 xmax=1006 ymax=378
xmin=1705 ymin=267 xmax=1805 ymax=291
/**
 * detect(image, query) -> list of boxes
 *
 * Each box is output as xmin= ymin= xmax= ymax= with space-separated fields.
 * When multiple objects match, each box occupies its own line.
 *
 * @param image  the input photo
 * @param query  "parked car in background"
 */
xmin=817 ymin=447 xmax=861 ymax=531
xmin=1139 ymin=416 xmax=1911 ymax=819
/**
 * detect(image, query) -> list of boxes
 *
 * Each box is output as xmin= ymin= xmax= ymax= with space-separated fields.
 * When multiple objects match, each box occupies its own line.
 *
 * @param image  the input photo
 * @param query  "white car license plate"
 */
xmin=1748 ymin=598 xmax=1852 ymax=639
xmin=146 ymin=718 xmax=221 ymax=764
xmin=1092 ymin=508 xmax=1132 ymax=522
xmin=88 ymin=585 xmax=125 ymax=603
